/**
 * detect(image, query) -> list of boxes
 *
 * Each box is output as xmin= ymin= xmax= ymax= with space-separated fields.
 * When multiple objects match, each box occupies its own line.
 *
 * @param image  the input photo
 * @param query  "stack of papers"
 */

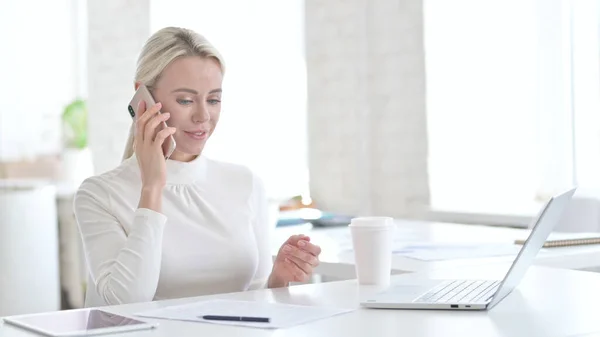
xmin=136 ymin=299 xmax=354 ymax=329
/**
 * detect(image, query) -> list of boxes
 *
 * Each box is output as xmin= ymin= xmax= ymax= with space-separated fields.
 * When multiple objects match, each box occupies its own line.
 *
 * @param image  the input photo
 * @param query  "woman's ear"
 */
xmin=134 ymin=82 xmax=141 ymax=91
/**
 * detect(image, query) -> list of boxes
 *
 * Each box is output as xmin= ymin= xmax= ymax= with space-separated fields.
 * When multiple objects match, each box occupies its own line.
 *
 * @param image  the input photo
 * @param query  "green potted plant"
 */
xmin=62 ymin=99 xmax=88 ymax=149
xmin=60 ymin=98 xmax=93 ymax=189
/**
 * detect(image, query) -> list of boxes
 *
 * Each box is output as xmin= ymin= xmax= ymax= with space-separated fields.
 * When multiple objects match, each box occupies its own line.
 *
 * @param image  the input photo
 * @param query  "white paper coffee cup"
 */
xmin=349 ymin=217 xmax=394 ymax=286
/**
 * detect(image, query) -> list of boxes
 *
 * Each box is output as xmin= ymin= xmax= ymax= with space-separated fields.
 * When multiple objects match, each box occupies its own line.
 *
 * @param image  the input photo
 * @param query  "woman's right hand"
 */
xmin=134 ymin=100 xmax=176 ymax=196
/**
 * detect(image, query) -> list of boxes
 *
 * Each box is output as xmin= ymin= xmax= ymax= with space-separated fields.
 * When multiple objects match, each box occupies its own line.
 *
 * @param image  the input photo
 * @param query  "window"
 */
xmin=571 ymin=0 xmax=600 ymax=190
xmin=424 ymin=0 xmax=600 ymax=221
xmin=150 ymin=0 xmax=308 ymax=200
xmin=0 ymin=0 xmax=77 ymax=161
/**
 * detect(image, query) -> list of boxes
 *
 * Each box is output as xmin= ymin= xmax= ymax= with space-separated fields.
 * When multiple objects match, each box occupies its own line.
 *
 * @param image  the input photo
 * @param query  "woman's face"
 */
xmin=145 ymin=56 xmax=223 ymax=162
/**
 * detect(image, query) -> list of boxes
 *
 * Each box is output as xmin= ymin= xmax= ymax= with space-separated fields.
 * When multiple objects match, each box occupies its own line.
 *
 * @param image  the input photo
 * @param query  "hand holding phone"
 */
xmin=128 ymin=85 xmax=177 ymax=191
xmin=132 ymin=100 xmax=176 ymax=190
xmin=128 ymin=85 xmax=176 ymax=159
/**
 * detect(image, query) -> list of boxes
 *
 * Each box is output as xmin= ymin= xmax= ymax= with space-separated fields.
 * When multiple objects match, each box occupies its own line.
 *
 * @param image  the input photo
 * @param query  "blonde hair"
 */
xmin=122 ymin=27 xmax=225 ymax=161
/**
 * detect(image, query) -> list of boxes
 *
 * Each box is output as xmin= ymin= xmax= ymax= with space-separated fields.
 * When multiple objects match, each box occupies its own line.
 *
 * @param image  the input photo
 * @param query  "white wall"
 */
xmin=305 ymin=0 xmax=430 ymax=217
xmin=0 ymin=0 xmax=77 ymax=161
xmin=87 ymin=0 xmax=150 ymax=175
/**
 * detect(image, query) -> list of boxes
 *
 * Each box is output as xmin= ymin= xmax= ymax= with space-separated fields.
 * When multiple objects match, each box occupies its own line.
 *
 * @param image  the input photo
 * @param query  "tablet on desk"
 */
xmin=3 ymin=309 xmax=158 ymax=336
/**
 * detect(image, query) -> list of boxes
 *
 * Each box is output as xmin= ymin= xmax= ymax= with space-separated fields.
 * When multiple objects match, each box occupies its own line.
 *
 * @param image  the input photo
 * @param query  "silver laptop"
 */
xmin=361 ymin=187 xmax=577 ymax=311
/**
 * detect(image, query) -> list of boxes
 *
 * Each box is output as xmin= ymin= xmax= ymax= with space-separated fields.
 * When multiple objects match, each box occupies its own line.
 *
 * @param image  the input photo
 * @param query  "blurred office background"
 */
xmin=1 ymin=0 xmax=600 ymax=316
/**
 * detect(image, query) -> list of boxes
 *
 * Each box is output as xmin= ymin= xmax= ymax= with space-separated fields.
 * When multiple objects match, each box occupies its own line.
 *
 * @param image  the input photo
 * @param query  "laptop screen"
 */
xmin=488 ymin=188 xmax=576 ymax=308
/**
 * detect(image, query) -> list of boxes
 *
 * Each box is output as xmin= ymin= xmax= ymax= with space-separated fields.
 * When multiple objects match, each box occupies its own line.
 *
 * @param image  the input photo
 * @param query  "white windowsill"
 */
xmin=424 ymin=209 xmax=534 ymax=228
xmin=421 ymin=203 xmax=542 ymax=229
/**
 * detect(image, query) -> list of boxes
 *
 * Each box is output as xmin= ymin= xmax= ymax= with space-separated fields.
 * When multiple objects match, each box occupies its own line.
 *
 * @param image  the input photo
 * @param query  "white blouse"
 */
xmin=73 ymin=154 xmax=273 ymax=307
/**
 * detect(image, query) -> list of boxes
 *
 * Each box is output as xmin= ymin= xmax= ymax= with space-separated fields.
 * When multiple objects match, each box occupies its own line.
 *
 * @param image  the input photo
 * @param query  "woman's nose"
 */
xmin=192 ymin=103 xmax=210 ymax=123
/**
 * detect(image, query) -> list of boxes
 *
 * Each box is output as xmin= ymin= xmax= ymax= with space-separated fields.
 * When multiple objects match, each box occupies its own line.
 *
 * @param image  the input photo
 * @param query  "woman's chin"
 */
xmin=175 ymin=145 xmax=205 ymax=157
xmin=171 ymin=135 xmax=210 ymax=158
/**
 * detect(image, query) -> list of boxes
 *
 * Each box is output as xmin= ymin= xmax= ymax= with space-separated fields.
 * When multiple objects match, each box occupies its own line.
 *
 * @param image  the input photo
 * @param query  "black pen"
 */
xmin=201 ymin=315 xmax=270 ymax=323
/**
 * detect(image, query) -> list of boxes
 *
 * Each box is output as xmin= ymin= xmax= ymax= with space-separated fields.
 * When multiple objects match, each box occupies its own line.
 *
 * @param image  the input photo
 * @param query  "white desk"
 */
xmin=273 ymin=220 xmax=600 ymax=281
xmin=2 ymin=265 xmax=600 ymax=337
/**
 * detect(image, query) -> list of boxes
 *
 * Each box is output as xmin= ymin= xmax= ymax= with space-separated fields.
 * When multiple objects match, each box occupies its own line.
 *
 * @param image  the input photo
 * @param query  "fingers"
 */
xmin=286 ymin=254 xmax=313 ymax=275
xmin=155 ymin=126 xmax=176 ymax=145
xmin=297 ymin=239 xmax=321 ymax=257
xmin=144 ymin=112 xmax=170 ymax=142
xmin=136 ymin=102 xmax=162 ymax=142
xmin=283 ymin=258 xmax=310 ymax=282
xmin=285 ymin=234 xmax=310 ymax=247
xmin=275 ymin=235 xmax=322 ymax=285
xmin=282 ymin=244 xmax=319 ymax=267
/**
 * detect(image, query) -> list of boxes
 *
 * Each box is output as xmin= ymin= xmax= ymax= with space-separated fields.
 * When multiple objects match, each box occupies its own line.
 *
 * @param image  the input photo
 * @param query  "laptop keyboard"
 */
xmin=414 ymin=280 xmax=501 ymax=304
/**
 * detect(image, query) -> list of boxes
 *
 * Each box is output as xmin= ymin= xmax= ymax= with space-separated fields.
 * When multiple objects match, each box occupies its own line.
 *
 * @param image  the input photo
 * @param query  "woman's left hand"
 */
xmin=268 ymin=234 xmax=321 ymax=288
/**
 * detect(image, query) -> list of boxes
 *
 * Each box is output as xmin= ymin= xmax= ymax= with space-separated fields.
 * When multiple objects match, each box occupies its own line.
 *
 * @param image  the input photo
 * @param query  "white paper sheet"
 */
xmin=392 ymin=243 xmax=525 ymax=261
xmin=136 ymin=299 xmax=354 ymax=329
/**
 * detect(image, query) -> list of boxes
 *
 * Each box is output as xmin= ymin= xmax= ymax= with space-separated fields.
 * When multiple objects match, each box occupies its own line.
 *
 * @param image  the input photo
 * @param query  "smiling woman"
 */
xmin=73 ymin=27 xmax=321 ymax=308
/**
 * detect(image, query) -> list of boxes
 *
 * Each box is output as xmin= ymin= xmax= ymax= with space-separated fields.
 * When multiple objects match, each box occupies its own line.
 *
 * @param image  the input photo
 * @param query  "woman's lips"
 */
xmin=184 ymin=130 xmax=208 ymax=140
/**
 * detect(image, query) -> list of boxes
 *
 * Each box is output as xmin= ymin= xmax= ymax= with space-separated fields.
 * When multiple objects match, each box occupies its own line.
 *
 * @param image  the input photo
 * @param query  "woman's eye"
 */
xmin=208 ymin=99 xmax=221 ymax=105
xmin=177 ymin=99 xmax=193 ymax=105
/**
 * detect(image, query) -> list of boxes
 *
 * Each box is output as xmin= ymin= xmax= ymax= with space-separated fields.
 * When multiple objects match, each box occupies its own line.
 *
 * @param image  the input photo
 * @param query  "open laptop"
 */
xmin=361 ymin=187 xmax=577 ymax=311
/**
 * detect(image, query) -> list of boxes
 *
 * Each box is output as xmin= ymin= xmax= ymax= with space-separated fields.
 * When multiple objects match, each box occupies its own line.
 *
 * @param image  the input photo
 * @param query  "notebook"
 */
xmin=515 ymin=232 xmax=600 ymax=247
